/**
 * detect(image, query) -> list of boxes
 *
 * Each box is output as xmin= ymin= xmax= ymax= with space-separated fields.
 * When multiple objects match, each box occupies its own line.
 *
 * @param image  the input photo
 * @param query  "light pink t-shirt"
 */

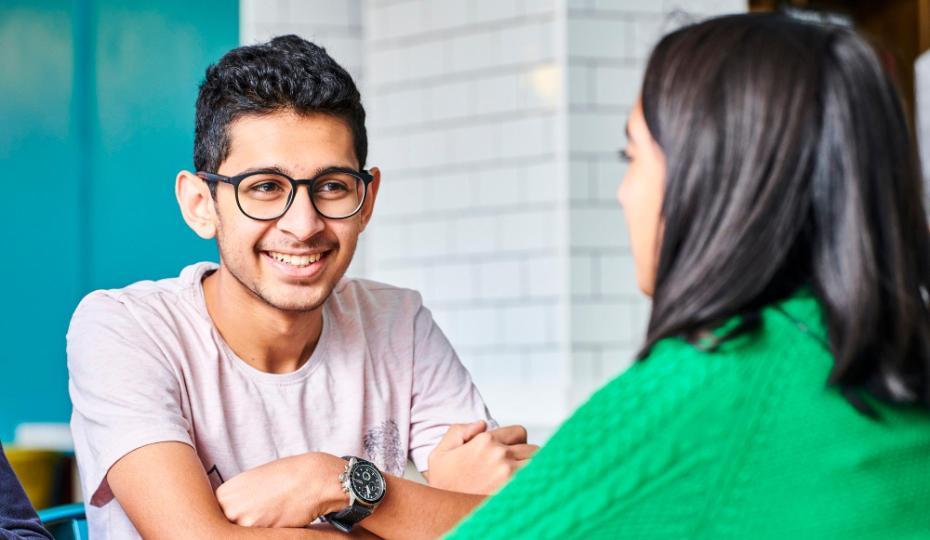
xmin=67 ymin=262 xmax=494 ymax=539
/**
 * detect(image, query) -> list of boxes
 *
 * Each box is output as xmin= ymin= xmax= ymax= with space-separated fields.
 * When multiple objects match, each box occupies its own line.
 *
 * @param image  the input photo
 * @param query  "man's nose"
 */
xmin=275 ymin=185 xmax=325 ymax=241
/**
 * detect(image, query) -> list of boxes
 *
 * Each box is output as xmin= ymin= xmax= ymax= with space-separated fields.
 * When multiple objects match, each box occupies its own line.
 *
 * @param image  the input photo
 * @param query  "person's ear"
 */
xmin=358 ymin=167 xmax=380 ymax=233
xmin=176 ymin=170 xmax=218 ymax=239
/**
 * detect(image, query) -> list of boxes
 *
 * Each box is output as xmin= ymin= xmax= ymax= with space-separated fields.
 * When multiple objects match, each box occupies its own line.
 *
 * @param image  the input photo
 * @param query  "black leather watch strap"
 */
xmin=324 ymin=504 xmax=373 ymax=533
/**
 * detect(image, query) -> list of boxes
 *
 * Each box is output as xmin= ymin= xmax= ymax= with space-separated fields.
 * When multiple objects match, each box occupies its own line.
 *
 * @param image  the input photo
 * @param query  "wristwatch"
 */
xmin=323 ymin=456 xmax=386 ymax=532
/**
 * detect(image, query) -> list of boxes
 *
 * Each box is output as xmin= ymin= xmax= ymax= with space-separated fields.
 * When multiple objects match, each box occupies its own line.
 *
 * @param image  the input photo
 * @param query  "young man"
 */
xmin=0 ymin=443 xmax=53 ymax=539
xmin=67 ymin=36 xmax=535 ymax=539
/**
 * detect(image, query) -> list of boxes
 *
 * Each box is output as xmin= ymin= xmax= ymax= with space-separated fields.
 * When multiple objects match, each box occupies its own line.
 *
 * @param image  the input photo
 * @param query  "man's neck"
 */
xmin=202 ymin=266 xmax=324 ymax=374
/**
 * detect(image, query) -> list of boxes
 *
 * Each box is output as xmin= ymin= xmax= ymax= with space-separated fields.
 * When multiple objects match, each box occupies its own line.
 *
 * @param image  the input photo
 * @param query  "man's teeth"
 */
xmin=268 ymin=252 xmax=322 ymax=267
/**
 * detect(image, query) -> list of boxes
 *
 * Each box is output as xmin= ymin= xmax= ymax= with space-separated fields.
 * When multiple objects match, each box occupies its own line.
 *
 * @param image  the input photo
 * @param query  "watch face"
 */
xmin=350 ymin=462 xmax=385 ymax=503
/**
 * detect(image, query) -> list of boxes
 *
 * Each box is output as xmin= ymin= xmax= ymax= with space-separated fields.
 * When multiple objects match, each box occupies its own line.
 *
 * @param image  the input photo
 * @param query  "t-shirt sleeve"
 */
xmin=408 ymin=301 xmax=497 ymax=472
xmin=67 ymin=292 xmax=193 ymax=507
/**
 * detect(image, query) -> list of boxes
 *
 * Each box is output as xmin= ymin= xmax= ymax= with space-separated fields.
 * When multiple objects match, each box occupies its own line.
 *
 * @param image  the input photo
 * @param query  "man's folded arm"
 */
xmin=106 ymin=442 xmax=375 ymax=539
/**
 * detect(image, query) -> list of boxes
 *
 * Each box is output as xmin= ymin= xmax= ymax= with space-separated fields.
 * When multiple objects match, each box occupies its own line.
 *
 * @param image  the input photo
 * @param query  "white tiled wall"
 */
xmin=361 ymin=0 xmax=565 ymax=433
xmin=240 ymin=0 xmax=746 ymax=440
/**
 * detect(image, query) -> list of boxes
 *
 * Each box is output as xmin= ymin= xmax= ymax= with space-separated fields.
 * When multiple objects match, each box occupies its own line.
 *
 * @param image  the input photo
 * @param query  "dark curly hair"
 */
xmin=193 ymin=35 xmax=366 ymax=194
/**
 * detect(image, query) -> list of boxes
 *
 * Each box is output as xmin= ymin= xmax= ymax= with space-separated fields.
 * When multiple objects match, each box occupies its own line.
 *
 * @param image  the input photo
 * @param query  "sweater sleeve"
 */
xmin=0 ymin=444 xmax=53 ymax=540
xmin=446 ymin=338 xmax=757 ymax=539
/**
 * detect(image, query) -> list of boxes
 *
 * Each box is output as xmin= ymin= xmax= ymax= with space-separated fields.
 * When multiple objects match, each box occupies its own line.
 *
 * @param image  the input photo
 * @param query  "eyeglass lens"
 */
xmin=236 ymin=172 xmax=365 ymax=219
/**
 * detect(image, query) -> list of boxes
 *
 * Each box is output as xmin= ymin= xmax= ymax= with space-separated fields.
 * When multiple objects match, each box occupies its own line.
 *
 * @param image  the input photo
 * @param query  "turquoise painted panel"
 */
xmin=0 ymin=0 xmax=81 ymax=443
xmin=0 ymin=0 xmax=236 ymax=441
xmin=89 ymin=0 xmax=230 ymax=290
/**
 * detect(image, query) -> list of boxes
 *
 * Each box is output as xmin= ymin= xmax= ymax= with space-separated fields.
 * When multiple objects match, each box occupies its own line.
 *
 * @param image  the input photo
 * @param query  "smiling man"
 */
xmin=66 ymin=36 xmax=535 ymax=539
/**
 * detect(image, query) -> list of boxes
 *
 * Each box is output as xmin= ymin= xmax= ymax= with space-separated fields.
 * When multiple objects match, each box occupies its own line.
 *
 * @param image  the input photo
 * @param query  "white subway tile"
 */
xmin=568 ymin=111 xmax=625 ymax=153
xmin=571 ymin=254 xmax=595 ymax=296
xmin=568 ymin=159 xmax=593 ymax=202
xmin=287 ymin=0 xmax=355 ymax=28
xmin=474 ymin=165 xmax=524 ymax=208
xmin=631 ymin=15 xmax=666 ymax=60
xmin=452 ymin=214 xmax=499 ymax=254
xmin=524 ymin=349 xmax=567 ymax=386
xmin=522 ymin=0 xmax=558 ymax=16
xmin=450 ymin=306 xmax=503 ymax=347
xmin=384 ymin=86 xmax=429 ymax=126
xmin=374 ymin=175 xmax=428 ymax=217
xmin=498 ymin=115 xmax=554 ymax=159
xmin=526 ymin=254 xmax=564 ymax=298
xmin=594 ymin=64 xmax=642 ymax=107
xmin=409 ymin=128 xmax=451 ymax=168
xmin=569 ymin=205 xmax=628 ymax=249
xmin=406 ymin=40 xmax=449 ymax=79
xmin=427 ymin=262 xmax=478 ymax=302
xmin=367 ymin=221 xmax=409 ymax=264
xmin=571 ymin=300 xmax=635 ymax=344
xmin=524 ymin=158 xmax=561 ymax=204
xmin=449 ymin=31 xmax=498 ymax=73
xmin=427 ymin=0 xmax=471 ymax=32
xmin=567 ymin=17 xmax=630 ymax=59
xmin=568 ymin=63 xmax=592 ymax=106
xmin=599 ymin=344 xmax=639 ymax=379
xmin=406 ymin=220 xmax=453 ymax=258
xmin=519 ymin=63 xmax=561 ymax=111
xmin=474 ymin=73 xmax=520 ymax=115
xmin=498 ymin=21 xmax=555 ymax=65
xmin=599 ymin=253 xmax=640 ymax=297
xmin=427 ymin=170 xmax=475 ymax=212
xmin=429 ymin=80 xmax=474 ymax=121
xmin=663 ymin=0 xmax=746 ymax=15
xmin=592 ymin=0 xmax=667 ymax=14
xmin=473 ymin=0 xmax=521 ymax=23
xmin=448 ymin=122 xmax=500 ymax=164
xmin=569 ymin=348 xmax=602 ymax=389
xmin=366 ymin=44 xmax=398 ymax=84
xmin=476 ymin=259 xmax=523 ymax=300
xmin=501 ymin=303 xmax=556 ymax=345
xmin=593 ymin=158 xmax=624 ymax=202
xmin=499 ymin=210 xmax=555 ymax=252
xmin=370 ymin=132 xmax=412 ymax=170
xmin=382 ymin=0 xmax=428 ymax=39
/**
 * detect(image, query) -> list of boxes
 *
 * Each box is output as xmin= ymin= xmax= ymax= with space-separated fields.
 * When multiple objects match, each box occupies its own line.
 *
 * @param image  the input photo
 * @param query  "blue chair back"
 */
xmin=37 ymin=503 xmax=87 ymax=540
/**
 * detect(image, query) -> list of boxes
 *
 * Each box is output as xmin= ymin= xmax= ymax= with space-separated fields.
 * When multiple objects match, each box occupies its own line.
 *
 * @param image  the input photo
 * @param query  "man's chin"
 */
xmin=257 ymin=282 xmax=334 ymax=313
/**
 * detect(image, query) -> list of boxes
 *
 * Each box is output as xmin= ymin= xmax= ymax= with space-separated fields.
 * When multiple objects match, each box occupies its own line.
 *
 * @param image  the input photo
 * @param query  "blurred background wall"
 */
xmin=2 ymin=0 xmax=929 ymax=508
xmin=0 ymin=0 xmax=236 ymax=443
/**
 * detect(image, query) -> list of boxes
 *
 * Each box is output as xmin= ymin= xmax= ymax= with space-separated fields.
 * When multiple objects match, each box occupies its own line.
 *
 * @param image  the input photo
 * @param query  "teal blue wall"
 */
xmin=0 ymin=0 xmax=236 ymax=442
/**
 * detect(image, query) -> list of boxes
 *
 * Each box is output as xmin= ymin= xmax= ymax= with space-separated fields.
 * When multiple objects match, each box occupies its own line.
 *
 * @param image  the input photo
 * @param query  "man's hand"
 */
xmin=216 ymin=452 xmax=349 ymax=528
xmin=426 ymin=421 xmax=539 ymax=495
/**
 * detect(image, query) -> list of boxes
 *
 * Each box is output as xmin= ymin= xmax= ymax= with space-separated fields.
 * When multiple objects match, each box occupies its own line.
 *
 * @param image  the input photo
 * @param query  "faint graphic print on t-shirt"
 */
xmin=363 ymin=419 xmax=404 ymax=475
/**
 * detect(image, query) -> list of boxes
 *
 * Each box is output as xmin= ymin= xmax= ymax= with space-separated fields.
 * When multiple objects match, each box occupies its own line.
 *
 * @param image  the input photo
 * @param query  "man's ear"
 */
xmin=359 ymin=166 xmax=381 ymax=233
xmin=176 ymin=170 xmax=218 ymax=239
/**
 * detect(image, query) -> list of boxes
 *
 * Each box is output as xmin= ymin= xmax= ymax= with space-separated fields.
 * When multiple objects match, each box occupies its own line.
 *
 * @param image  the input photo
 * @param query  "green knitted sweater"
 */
xmin=448 ymin=292 xmax=930 ymax=539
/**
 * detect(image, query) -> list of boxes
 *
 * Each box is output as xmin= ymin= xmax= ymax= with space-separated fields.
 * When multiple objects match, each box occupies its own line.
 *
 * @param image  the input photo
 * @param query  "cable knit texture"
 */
xmin=448 ymin=291 xmax=930 ymax=539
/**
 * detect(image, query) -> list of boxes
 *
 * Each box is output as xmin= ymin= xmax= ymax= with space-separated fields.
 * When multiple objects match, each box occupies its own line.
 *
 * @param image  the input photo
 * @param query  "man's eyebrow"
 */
xmin=235 ymin=164 xmax=357 ymax=177
xmin=624 ymin=121 xmax=634 ymax=144
xmin=237 ymin=164 xmax=292 ymax=176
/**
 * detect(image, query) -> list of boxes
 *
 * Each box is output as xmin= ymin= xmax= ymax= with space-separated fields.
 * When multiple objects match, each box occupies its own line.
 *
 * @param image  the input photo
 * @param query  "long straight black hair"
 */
xmin=639 ymin=13 xmax=930 ymax=410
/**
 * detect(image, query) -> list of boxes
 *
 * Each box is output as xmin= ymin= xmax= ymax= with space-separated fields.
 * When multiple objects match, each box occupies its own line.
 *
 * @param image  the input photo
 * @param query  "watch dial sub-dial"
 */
xmin=351 ymin=463 xmax=385 ymax=502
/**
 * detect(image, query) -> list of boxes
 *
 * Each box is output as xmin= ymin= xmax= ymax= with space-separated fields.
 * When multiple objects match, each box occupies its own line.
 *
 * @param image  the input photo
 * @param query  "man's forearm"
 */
xmin=220 ymin=523 xmax=377 ymax=539
xmin=359 ymin=476 xmax=484 ymax=540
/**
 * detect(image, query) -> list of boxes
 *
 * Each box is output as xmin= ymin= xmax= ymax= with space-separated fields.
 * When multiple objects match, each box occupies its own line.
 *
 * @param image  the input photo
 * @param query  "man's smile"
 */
xmin=266 ymin=250 xmax=324 ymax=267
xmin=261 ymin=249 xmax=331 ymax=278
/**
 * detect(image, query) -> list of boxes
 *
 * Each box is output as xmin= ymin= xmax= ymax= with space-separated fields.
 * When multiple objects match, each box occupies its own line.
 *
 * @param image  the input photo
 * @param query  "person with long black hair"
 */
xmin=446 ymin=13 xmax=930 ymax=539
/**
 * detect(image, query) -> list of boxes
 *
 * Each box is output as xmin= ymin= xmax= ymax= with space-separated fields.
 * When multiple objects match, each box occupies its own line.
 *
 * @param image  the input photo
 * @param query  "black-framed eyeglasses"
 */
xmin=197 ymin=167 xmax=374 ymax=221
